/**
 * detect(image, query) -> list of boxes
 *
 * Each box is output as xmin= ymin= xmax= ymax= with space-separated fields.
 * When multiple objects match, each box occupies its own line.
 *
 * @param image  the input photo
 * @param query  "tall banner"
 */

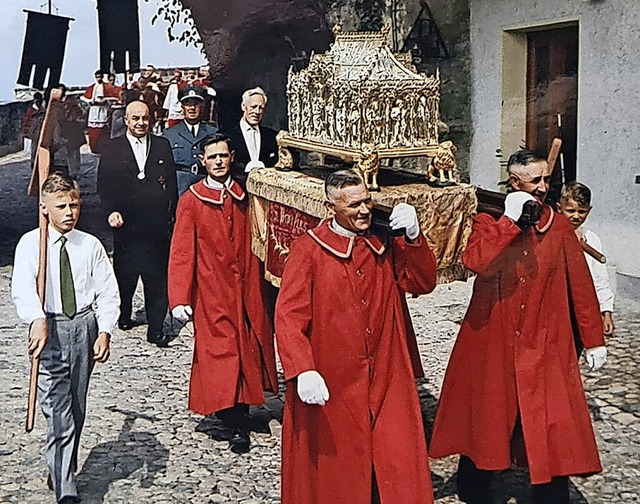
xmin=17 ymin=11 xmax=72 ymax=90
xmin=97 ymin=0 xmax=141 ymax=73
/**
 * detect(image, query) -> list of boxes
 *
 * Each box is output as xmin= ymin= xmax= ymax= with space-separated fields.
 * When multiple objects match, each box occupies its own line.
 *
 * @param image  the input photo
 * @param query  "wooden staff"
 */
xmin=25 ymin=88 xmax=62 ymax=433
xmin=546 ymin=137 xmax=562 ymax=176
xmin=581 ymin=241 xmax=607 ymax=264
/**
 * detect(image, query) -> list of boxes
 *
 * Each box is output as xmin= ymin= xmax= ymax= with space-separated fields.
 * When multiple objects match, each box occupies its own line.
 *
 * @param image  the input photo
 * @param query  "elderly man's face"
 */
xmin=242 ymin=94 xmax=266 ymax=126
xmin=326 ymin=183 xmax=373 ymax=233
xmin=124 ymin=101 xmax=151 ymax=138
xmin=509 ymin=160 xmax=551 ymax=203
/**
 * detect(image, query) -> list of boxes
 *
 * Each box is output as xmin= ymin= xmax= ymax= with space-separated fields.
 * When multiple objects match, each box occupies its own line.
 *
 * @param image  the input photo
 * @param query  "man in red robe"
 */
xmin=275 ymin=169 xmax=437 ymax=504
xmin=430 ymin=149 xmax=607 ymax=504
xmin=168 ymin=132 xmax=278 ymax=453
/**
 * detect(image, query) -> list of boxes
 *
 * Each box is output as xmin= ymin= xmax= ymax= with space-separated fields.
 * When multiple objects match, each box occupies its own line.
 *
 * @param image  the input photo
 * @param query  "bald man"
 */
xmin=98 ymin=101 xmax=178 ymax=346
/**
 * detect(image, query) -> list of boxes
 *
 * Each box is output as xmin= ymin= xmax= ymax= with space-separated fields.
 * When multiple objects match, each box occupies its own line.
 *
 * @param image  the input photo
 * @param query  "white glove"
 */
xmin=389 ymin=203 xmax=420 ymax=240
xmin=244 ymin=160 xmax=266 ymax=172
xmin=206 ymin=87 xmax=217 ymax=97
xmin=503 ymin=191 xmax=537 ymax=222
xmin=171 ymin=305 xmax=193 ymax=323
xmin=585 ymin=346 xmax=607 ymax=371
xmin=297 ymin=370 xmax=330 ymax=406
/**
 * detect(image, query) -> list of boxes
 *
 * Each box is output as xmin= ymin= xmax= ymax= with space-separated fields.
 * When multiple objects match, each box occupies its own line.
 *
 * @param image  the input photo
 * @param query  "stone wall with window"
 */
xmin=469 ymin=0 xmax=640 ymax=291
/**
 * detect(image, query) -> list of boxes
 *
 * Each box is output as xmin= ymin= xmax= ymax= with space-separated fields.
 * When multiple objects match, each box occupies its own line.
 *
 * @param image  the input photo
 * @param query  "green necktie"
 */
xmin=59 ymin=236 xmax=77 ymax=319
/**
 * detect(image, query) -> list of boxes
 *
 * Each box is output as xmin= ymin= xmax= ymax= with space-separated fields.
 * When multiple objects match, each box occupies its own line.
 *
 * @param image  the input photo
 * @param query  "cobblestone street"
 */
xmin=0 ymin=153 xmax=638 ymax=503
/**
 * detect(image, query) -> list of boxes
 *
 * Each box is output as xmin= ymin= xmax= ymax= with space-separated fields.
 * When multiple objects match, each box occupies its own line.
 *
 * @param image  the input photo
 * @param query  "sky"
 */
xmin=0 ymin=0 xmax=206 ymax=102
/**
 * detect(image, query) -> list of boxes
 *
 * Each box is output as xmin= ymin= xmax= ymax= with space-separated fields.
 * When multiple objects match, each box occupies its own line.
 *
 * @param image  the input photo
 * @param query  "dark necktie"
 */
xmin=190 ymin=125 xmax=197 ymax=137
xmin=59 ymin=236 xmax=77 ymax=319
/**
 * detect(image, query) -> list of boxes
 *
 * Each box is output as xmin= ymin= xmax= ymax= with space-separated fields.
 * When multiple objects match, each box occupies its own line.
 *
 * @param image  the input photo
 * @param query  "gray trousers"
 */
xmin=38 ymin=308 xmax=98 ymax=503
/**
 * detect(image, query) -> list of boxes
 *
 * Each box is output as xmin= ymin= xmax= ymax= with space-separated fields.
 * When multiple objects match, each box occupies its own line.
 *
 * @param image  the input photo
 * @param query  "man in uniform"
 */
xmin=275 ymin=170 xmax=437 ymax=504
xmin=429 ymin=149 xmax=607 ymax=504
xmin=168 ymin=133 xmax=277 ymax=453
xmin=163 ymin=85 xmax=218 ymax=196
xmin=98 ymin=101 xmax=178 ymax=347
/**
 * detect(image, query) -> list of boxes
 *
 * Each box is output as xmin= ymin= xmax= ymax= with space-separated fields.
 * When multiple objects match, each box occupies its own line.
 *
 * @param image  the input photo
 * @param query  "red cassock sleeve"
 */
xmin=392 ymin=234 xmax=438 ymax=295
xmin=563 ymin=227 xmax=607 ymax=349
xmin=168 ymin=196 xmax=197 ymax=309
xmin=82 ymin=85 xmax=93 ymax=100
xmin=463 ymin=214 xmax=521 ymax=276
xmin=275 ymin=238 xmax=317 ymax=381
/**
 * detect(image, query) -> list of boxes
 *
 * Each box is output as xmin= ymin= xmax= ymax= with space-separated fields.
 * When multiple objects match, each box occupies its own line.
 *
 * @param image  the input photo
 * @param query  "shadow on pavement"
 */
xmin=76 ymin=408 xmax=169 ymax=503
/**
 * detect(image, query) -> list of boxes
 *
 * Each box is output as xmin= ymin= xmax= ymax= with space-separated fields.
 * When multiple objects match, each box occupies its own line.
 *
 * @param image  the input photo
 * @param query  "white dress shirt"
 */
xmin=126 ymin=132 xmax=149 ymax=177
xmin=185 ymin=121 xmax=200 ymax=137
xmin=11 ymin=227 xmax=120 ymax=334
xmin=581 ymin=228 xmax=614 ymax=313
xmin=240 ymin=118 xmax=265 ymax=172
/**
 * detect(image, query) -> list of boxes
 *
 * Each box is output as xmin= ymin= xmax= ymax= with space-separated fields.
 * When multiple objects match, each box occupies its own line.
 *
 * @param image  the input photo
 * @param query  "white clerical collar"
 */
xmin=329 ymin=218 xmax=359 ymax=238
xmin=126 ymin=132 xmax=147 ymax=144
xmin=240 ymin=118 xmax=259 ymax=132
xmin=205 ymin=176 xmax=232 ymax=189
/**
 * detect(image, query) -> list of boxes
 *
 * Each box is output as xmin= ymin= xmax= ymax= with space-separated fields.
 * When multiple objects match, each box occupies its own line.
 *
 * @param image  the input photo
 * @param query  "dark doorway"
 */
xmin=526 ymin=25 xmax=579 ymax=204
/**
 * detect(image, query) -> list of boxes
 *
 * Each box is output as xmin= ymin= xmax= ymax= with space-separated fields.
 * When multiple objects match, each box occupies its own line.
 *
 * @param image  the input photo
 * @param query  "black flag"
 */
xmin=17 ymin=11 xmax=72 ymax=90
xmin=97 ymin=0 xmax=141 ymax=74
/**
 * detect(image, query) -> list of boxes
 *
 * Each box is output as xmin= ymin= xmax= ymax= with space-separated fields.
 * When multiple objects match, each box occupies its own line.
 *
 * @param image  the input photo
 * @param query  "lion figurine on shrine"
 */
xmin=427 ymin=140 xmax=458 ymax=187
xmin=354 ymin=144 xmax=380 ymax=191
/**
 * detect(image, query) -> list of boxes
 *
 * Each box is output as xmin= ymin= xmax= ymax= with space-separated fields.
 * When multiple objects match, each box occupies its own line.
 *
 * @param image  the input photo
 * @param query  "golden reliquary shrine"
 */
xmin=247 ymin=26 xmax=482 ymax=286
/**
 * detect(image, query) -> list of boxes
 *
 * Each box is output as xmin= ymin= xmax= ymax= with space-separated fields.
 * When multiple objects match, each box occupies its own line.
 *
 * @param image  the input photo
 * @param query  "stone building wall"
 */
xmin=469 ymin=0 xmax=640 ymax=291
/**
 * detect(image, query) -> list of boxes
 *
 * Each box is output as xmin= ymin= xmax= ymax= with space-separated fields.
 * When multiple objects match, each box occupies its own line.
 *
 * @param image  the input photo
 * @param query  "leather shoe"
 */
xmin=118 ymin=319 xmax=135 ymax=331
xmin=229 ymin=428 xmax=250 ymax=454
xmin=147 ymin=333 xmax=170 ymax=348
xmin=47 ymin=473 xmax=53 ymax=491
xmin=59 ymin=497 xmax=80 ymax=504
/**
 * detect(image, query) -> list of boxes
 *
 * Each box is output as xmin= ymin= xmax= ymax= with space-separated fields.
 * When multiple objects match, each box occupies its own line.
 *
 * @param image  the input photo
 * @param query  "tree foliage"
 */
xmin=143 ymin=0 xmax=203 ymax=49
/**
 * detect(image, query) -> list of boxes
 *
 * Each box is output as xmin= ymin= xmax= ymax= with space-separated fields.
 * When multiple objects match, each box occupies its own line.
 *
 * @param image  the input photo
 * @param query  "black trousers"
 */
xmin=457 ymin=455 xmax=570 ymax=504
xmin=113 ymin=235 xmax=169 ymax=337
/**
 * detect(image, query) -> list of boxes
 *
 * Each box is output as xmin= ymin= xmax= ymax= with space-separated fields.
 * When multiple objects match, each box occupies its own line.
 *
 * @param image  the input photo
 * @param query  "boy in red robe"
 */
xmin=430 ymin=150 xmax=607 ymax=504
xmin=275 ymin=169 xmax=437 ymax=504
xmin=168 ymin=133 xmax=277 ymax=453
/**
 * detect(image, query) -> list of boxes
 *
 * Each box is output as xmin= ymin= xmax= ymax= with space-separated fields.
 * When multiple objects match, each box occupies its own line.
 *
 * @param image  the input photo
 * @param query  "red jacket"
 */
xmin=430 ymin=206 xmax=604 ymax=484
xmin=275 ymin=221 xmax=437 ymax=504
xmin=168 ymin=180 xmax=277 ymax=415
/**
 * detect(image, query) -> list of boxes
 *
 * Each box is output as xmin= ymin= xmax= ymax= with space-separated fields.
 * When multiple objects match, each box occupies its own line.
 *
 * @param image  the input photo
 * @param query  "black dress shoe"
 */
xmin=118 ymin=319 xmax=135 ymax=331
xmin=58 ymin=496 xmax=80 ymax=504
xmin=229 ymin=428 xmax=250 ymax=454
xmin=147 ymin=333 xmax=170 ymax=348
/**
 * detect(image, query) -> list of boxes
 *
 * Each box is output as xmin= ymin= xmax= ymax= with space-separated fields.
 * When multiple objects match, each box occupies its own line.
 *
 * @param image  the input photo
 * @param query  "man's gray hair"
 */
xmin=325 ymin=169 xmax=364 ymax=199
xmin=242 ymin=86 xmax=268 ymax=105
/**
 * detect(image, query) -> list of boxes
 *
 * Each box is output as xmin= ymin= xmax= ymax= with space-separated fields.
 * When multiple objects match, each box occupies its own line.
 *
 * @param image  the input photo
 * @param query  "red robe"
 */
xmin=168 ymin=180 xmax=278 ymax=415
xmin=275 ymin=221 xmax=437 ymax=504
xmin=429 ymin=206 xmax=605 ymax=484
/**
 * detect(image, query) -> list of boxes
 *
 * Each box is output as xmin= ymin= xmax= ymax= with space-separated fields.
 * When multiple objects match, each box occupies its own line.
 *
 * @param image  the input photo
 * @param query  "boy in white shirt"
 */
xmin=558 ymin=182 xmax=615 ymax=346
xmin=11 ymin=173 xmax=120 ymax=503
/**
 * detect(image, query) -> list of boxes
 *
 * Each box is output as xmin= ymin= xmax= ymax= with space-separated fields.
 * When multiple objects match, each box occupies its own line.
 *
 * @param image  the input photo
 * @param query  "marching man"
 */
xmin=275 ymin=169 xmax=437 ymax=504
xmin=168 ymin=133 xmax=277 ymax=454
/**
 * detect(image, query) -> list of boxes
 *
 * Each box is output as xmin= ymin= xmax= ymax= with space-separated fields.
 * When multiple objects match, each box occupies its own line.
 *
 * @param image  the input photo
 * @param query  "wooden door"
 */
xmin=527 ymin=26 xmax=579 ymax=202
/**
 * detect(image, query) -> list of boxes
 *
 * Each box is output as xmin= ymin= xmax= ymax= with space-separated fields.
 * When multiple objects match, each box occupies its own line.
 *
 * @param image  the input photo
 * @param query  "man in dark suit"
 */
xmin=228 ymin=86 xmax=279 ymax=182
xmin=162 ymin=84 xmax=218 ymax=196
xmin=98 ymin=100 xmax=178 ymax=347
